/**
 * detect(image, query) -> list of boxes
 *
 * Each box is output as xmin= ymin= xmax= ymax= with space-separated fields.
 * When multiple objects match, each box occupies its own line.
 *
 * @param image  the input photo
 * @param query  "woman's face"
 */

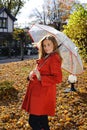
xmin=43 ymin=39 xmax=54 ymax=54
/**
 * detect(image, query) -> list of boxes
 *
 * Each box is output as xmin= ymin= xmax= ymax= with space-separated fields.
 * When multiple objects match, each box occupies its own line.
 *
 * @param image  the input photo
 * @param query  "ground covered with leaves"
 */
xmin=0 ymin=59 xmax=87 ymax=130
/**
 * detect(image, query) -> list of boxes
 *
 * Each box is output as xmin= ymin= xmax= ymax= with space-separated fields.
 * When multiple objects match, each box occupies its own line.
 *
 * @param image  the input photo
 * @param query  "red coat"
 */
xmin=22 ymin=52 xmax=62 ymax=116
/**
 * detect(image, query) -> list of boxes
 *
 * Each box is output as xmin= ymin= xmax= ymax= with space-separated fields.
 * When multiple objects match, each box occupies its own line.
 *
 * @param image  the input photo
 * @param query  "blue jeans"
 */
xmin=28 ymin=114 xmax=50 ymax=130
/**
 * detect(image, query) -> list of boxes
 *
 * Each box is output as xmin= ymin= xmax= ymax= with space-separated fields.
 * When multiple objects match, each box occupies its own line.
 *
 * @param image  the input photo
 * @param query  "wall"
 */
xmin=0 ymin=10 xmax=13 ymax=33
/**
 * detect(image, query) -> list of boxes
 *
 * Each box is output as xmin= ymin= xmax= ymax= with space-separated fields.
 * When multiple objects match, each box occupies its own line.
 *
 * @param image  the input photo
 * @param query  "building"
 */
xmin=0 ymin=7 xmax=17 ymax=41
xmin=0 ymin=7 xmax=17 ymax=57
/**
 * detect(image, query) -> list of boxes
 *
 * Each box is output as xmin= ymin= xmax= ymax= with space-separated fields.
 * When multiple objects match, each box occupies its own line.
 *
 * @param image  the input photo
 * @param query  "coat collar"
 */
xmin=36 ymin=52 xmax=57 ymax=64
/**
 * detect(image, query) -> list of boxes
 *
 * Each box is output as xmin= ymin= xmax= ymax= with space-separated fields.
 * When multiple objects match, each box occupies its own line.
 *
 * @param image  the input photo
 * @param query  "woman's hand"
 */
xmin=29 ymin=71 xmax=34 ymax=81
xmin=28 ymin=69 xmax=41 ymax=81
xmin=33 ymin=69 xmax=41 ymax=80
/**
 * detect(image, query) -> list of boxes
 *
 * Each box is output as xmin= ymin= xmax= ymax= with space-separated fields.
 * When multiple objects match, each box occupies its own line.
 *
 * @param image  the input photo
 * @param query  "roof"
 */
xmin=0 ymin=7 xmax=17 ymax=21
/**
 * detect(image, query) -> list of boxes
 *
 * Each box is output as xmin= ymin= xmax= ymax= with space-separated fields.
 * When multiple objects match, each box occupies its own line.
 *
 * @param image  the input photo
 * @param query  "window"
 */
xmin=0 ymin=18 xmax=7 ymax=28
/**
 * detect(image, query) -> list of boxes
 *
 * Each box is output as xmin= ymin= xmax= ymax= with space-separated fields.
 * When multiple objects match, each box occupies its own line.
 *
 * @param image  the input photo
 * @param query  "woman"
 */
xmin=22 ymin=35 xmax=62 ymax=130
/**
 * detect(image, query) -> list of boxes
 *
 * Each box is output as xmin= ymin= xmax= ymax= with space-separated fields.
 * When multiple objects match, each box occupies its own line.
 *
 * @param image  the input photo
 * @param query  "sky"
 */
xmin=15 ymin=0 xmax=44 ymax=27
xmin=15 ymin=0 xmax=87 ymax=28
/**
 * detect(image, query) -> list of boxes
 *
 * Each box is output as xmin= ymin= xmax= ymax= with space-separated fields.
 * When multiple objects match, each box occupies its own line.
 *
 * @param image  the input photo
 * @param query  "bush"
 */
xmin=0 ymin=81 xmax=18 ymax=101
xmin=63 ymin=5 xmax=87 ymax=62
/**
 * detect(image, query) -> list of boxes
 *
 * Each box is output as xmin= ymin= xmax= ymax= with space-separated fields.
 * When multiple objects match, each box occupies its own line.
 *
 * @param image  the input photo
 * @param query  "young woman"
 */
xmin=22 ymin=35 xmax=62 ymax=130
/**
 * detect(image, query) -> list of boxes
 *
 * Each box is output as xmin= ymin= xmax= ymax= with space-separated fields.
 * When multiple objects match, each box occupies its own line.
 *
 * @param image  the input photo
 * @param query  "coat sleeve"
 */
xmin=41 ymin=54 xmax=62 ymax=87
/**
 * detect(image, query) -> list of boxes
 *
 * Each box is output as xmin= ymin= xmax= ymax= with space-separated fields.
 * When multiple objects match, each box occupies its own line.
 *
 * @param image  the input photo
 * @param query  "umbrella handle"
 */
xmin=57 ymin=44 xmax=62 ymax=48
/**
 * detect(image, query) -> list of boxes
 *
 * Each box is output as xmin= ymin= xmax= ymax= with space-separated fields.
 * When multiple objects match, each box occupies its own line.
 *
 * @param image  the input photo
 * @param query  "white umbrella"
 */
xmin=29 ymin=24 xmax=83 ymax=75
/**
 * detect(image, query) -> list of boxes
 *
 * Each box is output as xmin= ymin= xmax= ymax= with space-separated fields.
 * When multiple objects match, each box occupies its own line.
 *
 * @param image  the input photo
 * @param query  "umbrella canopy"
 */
xmin=29 ymin=24 xmax=83 ymax=75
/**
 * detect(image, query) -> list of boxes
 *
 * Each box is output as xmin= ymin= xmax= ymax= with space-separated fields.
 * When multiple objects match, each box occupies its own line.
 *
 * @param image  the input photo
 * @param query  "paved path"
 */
xmin=0 ymin=55 xmax=38 ymax=64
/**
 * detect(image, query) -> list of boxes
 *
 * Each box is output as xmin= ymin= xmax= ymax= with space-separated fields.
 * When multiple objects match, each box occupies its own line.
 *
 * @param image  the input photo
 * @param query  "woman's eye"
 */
xmin=48 ymin=43 xmax=50 ymax=46
xmin=43 ymin=45 xmax=46 ymax=48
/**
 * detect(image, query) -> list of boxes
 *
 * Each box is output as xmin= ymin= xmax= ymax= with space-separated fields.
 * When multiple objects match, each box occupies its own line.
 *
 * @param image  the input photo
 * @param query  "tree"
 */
xmin=63 ymin=4 xmax=87 ymax=61
xmin=0 ymin=0 xmax=28 ymax=17
xmin=29 ymin=0 xmax=75 ymax=30
xmin=46 ymin=0 xmax=75 ymax=30
xmin=13 ymin=28 xmax=31 ymax=60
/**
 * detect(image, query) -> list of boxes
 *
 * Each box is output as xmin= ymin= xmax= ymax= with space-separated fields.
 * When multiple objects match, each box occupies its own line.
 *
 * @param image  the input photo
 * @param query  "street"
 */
xmin=0 ymin=55 xmax=38 ymax=64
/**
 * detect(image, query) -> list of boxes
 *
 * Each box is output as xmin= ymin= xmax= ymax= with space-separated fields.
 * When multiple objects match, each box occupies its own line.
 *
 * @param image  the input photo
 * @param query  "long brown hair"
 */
xmin=38 ymin=35 xmax=62 ymax=60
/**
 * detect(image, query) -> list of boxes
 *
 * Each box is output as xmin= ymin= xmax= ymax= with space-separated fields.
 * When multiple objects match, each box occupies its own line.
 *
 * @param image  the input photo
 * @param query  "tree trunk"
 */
xmin=20 ymin=42 xmax=24 ymax=60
